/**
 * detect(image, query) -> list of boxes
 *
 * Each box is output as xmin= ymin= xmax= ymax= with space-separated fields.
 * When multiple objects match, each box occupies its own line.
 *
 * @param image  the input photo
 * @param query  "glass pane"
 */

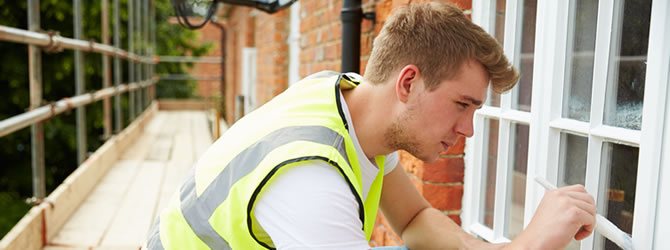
xmin=603 ymin=0 xmax=652 ymax=130
xmin=512 ymin=0 xmax=536 ymax=112
xmin=562 ymin=0 xmax=598 ymax=122
xmin=558 ymin=133 xmax=587 ymax=187
xmin=598 ymin=143 xmax=638 ymax=250
xmin=557 ymin=133 xmax=587 ymax=250
xmin=479 ymin=119 xmax=499 ymax=229
xmin=505 ymin=123 xmax=529 ymax=239
xmin=487 ymin=0 xmax=506 ymax=108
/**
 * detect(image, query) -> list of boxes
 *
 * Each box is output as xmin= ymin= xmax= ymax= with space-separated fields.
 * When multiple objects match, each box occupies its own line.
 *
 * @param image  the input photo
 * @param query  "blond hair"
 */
xmin=364 ymin=2 xmax=519 ymax=93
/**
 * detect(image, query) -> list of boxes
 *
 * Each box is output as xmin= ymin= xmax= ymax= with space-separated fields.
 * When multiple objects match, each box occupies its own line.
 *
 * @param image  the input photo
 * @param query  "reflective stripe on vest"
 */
xmin=179 ymin=126 xmax=350 ymax=249
xmin=147 ymin=73 xmax=382 ymax=250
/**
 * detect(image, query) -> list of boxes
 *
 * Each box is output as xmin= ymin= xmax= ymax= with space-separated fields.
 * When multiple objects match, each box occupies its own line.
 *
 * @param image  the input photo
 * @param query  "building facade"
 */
xmin=212 ymin=0 xmax=670 ymax=248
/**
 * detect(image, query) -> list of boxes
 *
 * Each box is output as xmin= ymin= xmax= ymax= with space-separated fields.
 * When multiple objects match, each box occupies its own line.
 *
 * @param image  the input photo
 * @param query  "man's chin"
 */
xmin=417 ymin=153 xmax=440 ymax=163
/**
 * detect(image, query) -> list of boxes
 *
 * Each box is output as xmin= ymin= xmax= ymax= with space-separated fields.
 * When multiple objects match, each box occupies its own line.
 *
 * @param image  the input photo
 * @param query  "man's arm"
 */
xmin=380 ymin=163 xmax=498 ymax=249
xmin=381 ymin=163 xmax=596 ymax=250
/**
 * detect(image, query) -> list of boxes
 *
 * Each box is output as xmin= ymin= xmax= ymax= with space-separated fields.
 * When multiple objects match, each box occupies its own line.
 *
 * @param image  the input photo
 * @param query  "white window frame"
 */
xmin=287 ymin=1 xmax=301 ymax=87
xmin=463 ymin=0 xmax=670 ymax=249
xmin=242 ymin=47 xmax=257 ymax=114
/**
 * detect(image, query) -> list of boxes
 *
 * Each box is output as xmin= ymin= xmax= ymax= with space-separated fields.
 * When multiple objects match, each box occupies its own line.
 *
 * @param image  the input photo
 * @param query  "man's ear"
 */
xmin=395 ymin=65 xmax=421 ymax=103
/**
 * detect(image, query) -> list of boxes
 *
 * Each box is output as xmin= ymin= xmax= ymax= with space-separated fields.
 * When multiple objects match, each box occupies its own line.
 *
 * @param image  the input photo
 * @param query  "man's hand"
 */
xmin=507 ymin=184 xmax=597 ymax=250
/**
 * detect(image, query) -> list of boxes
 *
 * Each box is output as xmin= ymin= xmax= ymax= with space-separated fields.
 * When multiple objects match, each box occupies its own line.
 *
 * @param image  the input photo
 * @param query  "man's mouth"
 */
xmin=441 ymin=141 xmax=451 ymax=152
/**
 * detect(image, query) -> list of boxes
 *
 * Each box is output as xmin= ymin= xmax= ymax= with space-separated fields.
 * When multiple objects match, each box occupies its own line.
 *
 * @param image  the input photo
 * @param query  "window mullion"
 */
xmin=523 ymin=0 xmax=566 ymax=228
xmin=493 ymin=119 xmax=511 ymax=240
xmin=472 ymin=0 xmax=496 ymax=34
xmin=501 ymin=0 xmax=520 ymax=112
xmin=465 ymin=0 xmax=498 ymax=235
xmin=464 ymin=115 xmax=488 ymax=234
xmin=637 ymin=0 xmax=670 ymax=248
xmin=655 ymin=58 xmax=670 ymax=248
xmin=581 ymin=2 xmax=617 ymax=248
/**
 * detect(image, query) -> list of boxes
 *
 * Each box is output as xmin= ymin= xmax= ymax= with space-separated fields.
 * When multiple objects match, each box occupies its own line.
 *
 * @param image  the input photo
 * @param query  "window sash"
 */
xmin=464 ymin=0 xmax=669 ymax=249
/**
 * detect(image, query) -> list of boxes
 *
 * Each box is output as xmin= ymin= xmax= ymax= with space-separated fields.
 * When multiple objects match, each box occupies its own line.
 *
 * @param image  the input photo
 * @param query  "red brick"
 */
xmin=453 ymin=1 xmax=476 ymax=10
xmin=421 ymin=157 xmax=464 ymax=183
xmin=375 ymin=0 xmax=392 ymax=23
xmin=422 ymin=183 xmax=463 ymax=210
xmin=443 ymin=136 xmax=466 ymax=155
xmin=447 ymin=214 xmax=462 ymax=225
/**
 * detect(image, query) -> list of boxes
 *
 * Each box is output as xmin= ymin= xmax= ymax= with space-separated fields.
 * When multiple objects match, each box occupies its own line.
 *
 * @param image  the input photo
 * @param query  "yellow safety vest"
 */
xmin=146 ymin=72 xmax=386 ymax=249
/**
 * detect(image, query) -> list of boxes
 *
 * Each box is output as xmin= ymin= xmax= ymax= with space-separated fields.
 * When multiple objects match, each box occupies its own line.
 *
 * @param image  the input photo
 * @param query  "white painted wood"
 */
xmin=468 ymin=0 xmax=669 ymax=248
xmin=471 ymin=0 xmax=494 ymax=34
xmin=288 ymin=2 xmax=301 ymax=86
xmin=636 ymin=0 xmax=670 ymax=248
xmin=654 ymin=58 xmax=670 ymax=249
xmin=469 ymin=223 xmax=495 ymax=243
xmin=549 ymin=118 xmax=590 ymax=137
xmin=242 ymin=48 xmax=258 ymax=114
xmin=523 ymin=0 xmax=552 ymax=229
xmin=476 ymin=107 xmax=531 ymax=125
xmin=580 ymin=2 xmax=616 ymax=248
xmin=493 ymin=119 xmax=511 ymax=239
xmin=589 ymin=125 xmax=640 ymax=147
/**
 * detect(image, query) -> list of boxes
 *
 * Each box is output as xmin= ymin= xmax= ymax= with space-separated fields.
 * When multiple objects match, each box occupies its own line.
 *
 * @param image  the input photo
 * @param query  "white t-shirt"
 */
xmin=253 ymin=86 xmax=399 ymax=250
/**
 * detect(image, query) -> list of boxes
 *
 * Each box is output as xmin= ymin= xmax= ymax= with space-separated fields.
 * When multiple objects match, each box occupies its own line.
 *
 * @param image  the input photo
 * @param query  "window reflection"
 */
xmin=598 ymin=143 xmax=638 ymax=250
xmin=512 ymin=0 xmax=536 ymax=112
xmin=562 ymin=0 xmax=598 ymax=122
xmin=506 ymin=123 xmax=529 ymax=239
xmin=558 ymin=132 xmax=587 ymax=250
xmin=479 ymin=119 xmax=499 ymax=229
xmin=487 ymin=0 xmax=506 ymax=108
xmin=603 ymin=0 xmax=651 ymax=130
xmin=558 ymin=133 xmax=587 ymax=187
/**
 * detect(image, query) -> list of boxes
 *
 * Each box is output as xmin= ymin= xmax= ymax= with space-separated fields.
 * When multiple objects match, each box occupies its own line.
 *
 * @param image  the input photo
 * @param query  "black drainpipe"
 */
xmin=341 ymin=1 xmax=376 ymax=73
xmin=210 ymin=20 xmax=226 ymax=119
xmin=341 ymin=0 xmax=362 ymax=73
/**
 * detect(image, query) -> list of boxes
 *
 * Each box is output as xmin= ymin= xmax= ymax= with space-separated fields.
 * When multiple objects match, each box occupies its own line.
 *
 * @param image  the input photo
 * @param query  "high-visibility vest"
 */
xmin=146 ymin=72 xmax=386 ymax=250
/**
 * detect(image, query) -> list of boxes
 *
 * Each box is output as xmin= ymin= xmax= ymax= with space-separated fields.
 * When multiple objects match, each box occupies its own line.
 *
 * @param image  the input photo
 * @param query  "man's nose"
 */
xmin=455 ymin=114 xmax=474 ymax=138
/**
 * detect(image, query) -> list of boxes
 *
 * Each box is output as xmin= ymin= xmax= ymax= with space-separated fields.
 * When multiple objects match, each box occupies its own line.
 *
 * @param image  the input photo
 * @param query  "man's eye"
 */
xmin=457 ymin=102 xmax=468 ymax=108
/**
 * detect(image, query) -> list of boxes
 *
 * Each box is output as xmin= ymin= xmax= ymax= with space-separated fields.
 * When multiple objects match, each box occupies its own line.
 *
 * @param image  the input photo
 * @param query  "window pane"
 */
xmin=512 ymin=0 xmax=536 ymax=112
xmin=487 ymin=0 xmax=506 ymax=108
xmin=558 ymin=133 xmax=587 ymax=187
xmin=505 ymin=123 xmax=529 ymax=239
xmin=562 ymin=0 xmax=598 ymax=122
xmin=479 ymin=119 xmax=499 ymax=229
xmin=603 ymin=0 xmax=651 ymax=130
xmin=598 ymin=143 xmax=638 ymax=249
xmin=557 ymin=133 xmax=587 ymax=250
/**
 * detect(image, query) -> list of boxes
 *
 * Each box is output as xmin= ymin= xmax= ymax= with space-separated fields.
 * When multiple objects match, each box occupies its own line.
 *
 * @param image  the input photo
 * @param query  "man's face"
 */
xmin=384 ymin=60 xmax=489 ymax=162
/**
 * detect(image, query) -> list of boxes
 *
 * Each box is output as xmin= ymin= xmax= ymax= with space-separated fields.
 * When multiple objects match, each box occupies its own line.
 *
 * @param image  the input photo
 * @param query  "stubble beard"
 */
xmin=383 ymin=109 xmax=424 ymax=160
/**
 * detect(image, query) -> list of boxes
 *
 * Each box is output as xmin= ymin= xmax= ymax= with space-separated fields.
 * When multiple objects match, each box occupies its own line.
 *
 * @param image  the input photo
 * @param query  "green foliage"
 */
xmin=0 ymin=0 xmax=210 ymax=238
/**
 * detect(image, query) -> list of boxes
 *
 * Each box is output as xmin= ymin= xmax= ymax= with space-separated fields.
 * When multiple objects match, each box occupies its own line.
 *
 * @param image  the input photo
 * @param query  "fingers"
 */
xmin=551 ymin=185 xmax=597 ymax=240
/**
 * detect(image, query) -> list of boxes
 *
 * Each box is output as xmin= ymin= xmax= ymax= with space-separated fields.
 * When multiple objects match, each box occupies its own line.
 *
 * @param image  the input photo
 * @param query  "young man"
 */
xmin=147 ymin=2 xmax=596 ymax=249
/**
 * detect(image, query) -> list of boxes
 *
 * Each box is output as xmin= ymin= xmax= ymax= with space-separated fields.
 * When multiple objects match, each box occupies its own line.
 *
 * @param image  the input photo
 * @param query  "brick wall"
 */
xmin=191 ymin=22 xmax=225 ymax=99
xmin=254 ymin=10 xmax=290 ymax=105
xmin=219 ymin=0 xmax=473 ymax=247
xmin=223 ymin=7 xmax=255 ymax=122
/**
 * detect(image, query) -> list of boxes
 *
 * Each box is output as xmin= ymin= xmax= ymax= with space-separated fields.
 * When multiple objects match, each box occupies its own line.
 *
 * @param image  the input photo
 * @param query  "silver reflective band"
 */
xmin=146 ymin=217 xmax=165 ymax=250
xmin=166 ymin=125 xmax=349 ymax=249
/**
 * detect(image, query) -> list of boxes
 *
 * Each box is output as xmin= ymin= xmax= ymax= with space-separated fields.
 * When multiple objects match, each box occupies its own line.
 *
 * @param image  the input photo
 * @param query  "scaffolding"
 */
xmin=0 ymin=0 xmax=157 ymax=201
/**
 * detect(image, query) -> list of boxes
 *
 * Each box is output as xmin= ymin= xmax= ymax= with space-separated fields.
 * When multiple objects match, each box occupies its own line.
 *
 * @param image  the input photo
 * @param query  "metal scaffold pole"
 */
xmin=151 ymin=0 xmax=156 ymax=101
xmin=73 ymin=0 xmax=87 ymax=165
xmin=28 ymin=0 xmax=46 ymax=199
xmin=128 ymin=0 xmax=136 ymax=121
xmin=135 ymin=0 xmax=143 ymax=114
xmin=102 ymin=0 xmax=112 ymax=139
xmin=144 ymin=0 xmax=150 ymax=108
xmin=113 ymin=0 xmax=123 ymax=132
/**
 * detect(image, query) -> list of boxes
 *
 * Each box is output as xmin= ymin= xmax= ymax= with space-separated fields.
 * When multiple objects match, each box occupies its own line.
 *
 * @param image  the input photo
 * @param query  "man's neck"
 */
xmin=342 ymin=81 xmax=396 ymax=159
